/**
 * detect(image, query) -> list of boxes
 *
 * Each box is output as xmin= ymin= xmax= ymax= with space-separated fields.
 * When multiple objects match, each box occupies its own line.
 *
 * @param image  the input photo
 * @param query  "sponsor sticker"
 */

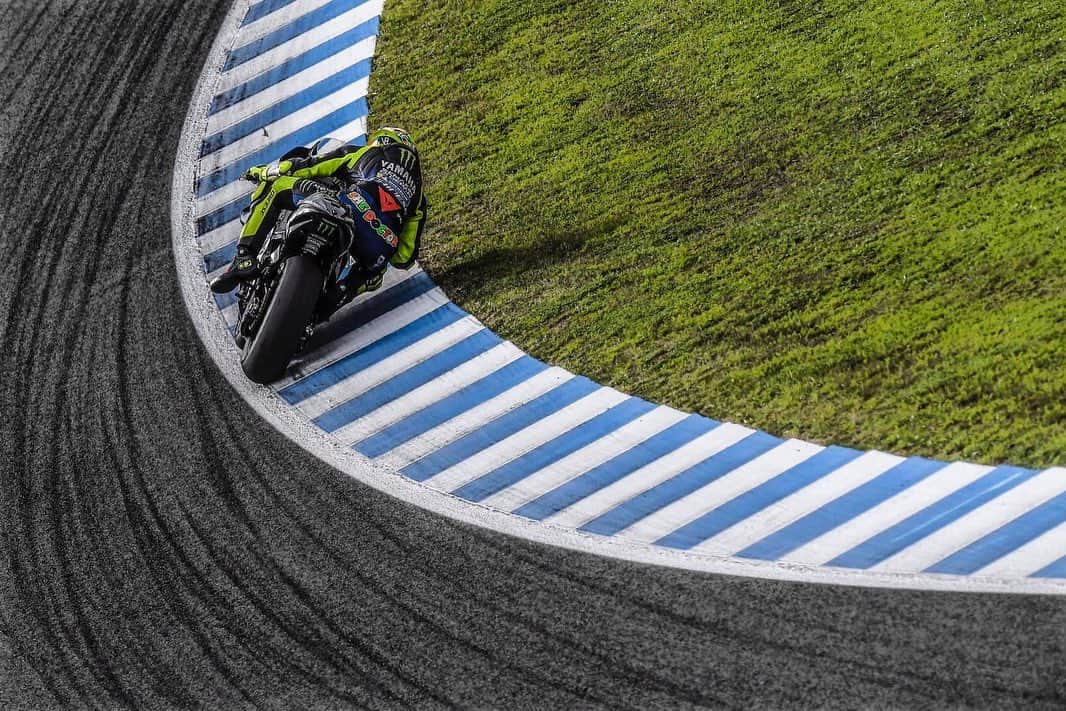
xmin=376 ymin=160 xmax=417 ymax=206
xmin=378 ymin=185 xmax=401 ymax=213
xmin=348 ymin=191 xmax=399 ymax=248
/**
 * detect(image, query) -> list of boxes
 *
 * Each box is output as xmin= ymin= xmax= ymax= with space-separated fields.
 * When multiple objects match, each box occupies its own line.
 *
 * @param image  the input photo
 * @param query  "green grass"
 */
xmin=369 ymin=0 xmax=1066 ymax=468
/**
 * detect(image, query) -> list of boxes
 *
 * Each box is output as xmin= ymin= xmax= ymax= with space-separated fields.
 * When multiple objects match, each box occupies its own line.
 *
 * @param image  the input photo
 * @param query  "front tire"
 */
xmin=241 ymin=255 xmax=323 ymax=384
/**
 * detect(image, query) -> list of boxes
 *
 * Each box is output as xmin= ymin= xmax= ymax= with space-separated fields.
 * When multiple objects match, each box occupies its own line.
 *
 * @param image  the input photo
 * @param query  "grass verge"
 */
xmin=370 ymin=0 xmax=1065 ymax=468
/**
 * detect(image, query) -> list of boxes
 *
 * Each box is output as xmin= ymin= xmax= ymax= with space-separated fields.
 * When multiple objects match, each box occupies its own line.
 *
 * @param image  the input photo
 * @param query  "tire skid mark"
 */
xmin=206 ymin=393 xmax=571 ymax=707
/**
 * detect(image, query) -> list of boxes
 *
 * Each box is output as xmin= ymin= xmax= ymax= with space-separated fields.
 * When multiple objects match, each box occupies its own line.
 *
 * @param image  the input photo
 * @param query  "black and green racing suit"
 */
xmin=211 ymin=127 xmax=427 ymax=316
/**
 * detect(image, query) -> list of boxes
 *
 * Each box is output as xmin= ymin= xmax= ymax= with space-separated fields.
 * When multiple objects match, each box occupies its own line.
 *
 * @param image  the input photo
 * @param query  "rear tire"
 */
xmin=240 ymin=255 xmax=323 ymax=384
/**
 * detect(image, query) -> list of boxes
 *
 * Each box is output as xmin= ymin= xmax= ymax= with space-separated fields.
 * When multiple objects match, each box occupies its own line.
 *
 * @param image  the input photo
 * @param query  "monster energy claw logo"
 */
xmin=350 ymin=192 xmax=399 ymax=248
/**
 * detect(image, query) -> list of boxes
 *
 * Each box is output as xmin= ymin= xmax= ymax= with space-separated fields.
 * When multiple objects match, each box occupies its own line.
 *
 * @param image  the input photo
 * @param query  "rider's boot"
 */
xmin=210 ymin=244 xmax=259 ymax=294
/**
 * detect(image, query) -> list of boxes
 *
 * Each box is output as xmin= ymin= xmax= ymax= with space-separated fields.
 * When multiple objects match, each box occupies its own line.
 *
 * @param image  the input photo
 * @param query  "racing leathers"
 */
xmin=210 ymin=127 xmax=427 ymax=320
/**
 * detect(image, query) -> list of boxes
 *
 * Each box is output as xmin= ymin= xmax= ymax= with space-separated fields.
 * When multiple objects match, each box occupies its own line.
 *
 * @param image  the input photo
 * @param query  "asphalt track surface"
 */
xmin=1 ymin=2 xmax=1065 ymax=709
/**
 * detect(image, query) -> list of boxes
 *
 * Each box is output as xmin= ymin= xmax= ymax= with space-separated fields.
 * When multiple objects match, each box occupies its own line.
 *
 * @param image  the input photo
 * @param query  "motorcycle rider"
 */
xmin=210 ymin=127 xmax=427 ymax=321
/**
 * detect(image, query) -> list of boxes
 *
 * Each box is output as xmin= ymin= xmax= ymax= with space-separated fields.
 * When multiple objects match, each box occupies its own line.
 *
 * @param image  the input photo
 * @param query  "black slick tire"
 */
xmin=240 ymin=255 xmax=323 ymax=384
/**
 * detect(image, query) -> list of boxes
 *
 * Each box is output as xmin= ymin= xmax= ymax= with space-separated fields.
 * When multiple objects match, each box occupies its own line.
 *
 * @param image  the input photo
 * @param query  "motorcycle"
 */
xmin=233 ymin=165 xmax=356 ymax=385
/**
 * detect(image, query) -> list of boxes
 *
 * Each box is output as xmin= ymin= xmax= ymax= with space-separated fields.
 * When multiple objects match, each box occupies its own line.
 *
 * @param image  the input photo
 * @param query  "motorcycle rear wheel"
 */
xmin=240 ymin=255 xmax=323 ymax=384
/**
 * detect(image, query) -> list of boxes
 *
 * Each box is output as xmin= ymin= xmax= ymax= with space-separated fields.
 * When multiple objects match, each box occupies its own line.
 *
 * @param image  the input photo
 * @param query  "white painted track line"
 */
xmin=202 ymin=83 xmax=371 ymax=168
xmin=544 ymin=424 xmax=755 ymax=530
xmin=377 ymin=367 xmax=576 ymax=470
xmin=425 ymin=389 xmax=630 ymax=493
xmin=484 ymin=406 xmax=690 ymax=512
xmin=296 ymin=317 xmax=486 ymax=420
xmin=976 ymin=521 xmax=1066 ymax=578
xmin=873 ymin=467 xmax=1066 ymax=573
xmin=779 ymin=461 xmax=992 ymax=566
xmin=332 ymin=343 xmax=526 ymax=446
xmin=207 ymin=48 xmax=373 ymax=135
xmin=218 ymin=1 xmax=384 ymax=91
xmin=701 ymin=450 xmax=905 ymax=558
xmin=199 ymin=220 xmax=245 ymax=255
xmin=620 ymin=439 xmax=824 ymax=544
xmin=237 ymin=0 xmax=336 ymax=44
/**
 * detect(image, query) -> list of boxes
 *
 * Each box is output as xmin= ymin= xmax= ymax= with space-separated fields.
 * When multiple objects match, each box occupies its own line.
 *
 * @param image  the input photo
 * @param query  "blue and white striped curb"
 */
xmin=172 ymin=0 xmax=1066 ymax=594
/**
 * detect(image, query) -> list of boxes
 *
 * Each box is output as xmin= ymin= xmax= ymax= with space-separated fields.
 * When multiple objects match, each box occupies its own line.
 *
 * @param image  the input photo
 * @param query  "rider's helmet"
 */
xmin=367 ymin=126 xmax=415 ymax=149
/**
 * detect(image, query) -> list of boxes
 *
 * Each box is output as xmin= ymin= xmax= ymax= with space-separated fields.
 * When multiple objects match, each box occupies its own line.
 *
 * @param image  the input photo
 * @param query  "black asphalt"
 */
xmin=1 ymin=2 xmax=1064 ymax=708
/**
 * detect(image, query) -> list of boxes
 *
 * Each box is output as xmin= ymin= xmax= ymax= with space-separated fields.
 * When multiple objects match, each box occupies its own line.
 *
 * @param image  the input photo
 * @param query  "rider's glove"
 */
xmin=242 ymin=165 xmax=268 ymax=182
xmin=242 ymin=159 xmax=294 ymax=182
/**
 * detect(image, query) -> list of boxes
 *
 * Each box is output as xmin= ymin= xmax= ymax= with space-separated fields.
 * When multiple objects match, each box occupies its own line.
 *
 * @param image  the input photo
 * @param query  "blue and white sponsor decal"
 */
xmin=372 ymin=160 xmax=417 ymax=208
xmin=173 ymin=0 xmax=1066 ymax=594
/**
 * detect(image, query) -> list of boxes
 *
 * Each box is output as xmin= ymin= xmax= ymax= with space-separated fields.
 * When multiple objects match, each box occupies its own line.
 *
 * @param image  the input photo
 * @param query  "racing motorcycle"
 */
xmin=234 ymin=147 xmax=357 ymax=384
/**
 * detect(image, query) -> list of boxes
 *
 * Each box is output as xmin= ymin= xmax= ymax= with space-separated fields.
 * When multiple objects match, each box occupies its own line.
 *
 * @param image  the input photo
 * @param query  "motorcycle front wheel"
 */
xmin=240 ymin=255 xmax=323 ymax=384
